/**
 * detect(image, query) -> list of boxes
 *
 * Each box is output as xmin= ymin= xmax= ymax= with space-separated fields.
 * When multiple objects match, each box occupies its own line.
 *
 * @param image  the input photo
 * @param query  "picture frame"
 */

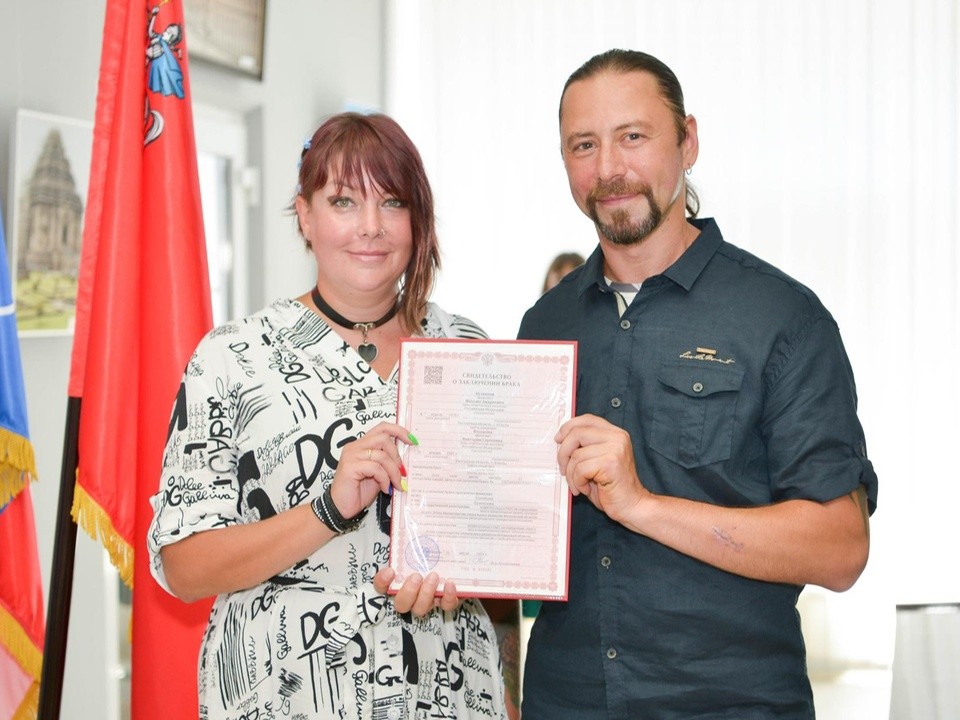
xmin=8 ymin=109 xmax=92 ymax=336
xmin=183 ymin=0 xmax=267 ymax=81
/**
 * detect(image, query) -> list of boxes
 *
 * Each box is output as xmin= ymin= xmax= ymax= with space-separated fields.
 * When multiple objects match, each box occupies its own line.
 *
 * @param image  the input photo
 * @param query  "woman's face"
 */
xmin=296 ymin=173 xmax=414 ymax=300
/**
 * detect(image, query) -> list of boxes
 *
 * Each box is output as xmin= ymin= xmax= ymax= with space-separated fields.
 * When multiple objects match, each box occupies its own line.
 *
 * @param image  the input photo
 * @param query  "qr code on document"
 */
xmin=423 ymin=365 xmax=443 ymax=385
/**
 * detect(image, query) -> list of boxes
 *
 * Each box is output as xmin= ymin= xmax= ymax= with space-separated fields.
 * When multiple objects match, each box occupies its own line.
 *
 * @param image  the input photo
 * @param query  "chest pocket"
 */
xmin=649 ymin=362 xmax=744 ymax=468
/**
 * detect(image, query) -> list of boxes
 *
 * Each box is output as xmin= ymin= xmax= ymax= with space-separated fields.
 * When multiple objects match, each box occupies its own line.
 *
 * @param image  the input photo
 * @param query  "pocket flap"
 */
xmin=657 ymin=363 xmax=745 ymax=398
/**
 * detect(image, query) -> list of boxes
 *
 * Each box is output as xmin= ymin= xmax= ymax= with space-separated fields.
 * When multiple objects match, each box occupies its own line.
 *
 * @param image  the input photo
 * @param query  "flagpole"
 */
xmin=55 ymin=2 xmax=214 ymax=714
xmin=36 ymin=397 xmax=82 ymax=720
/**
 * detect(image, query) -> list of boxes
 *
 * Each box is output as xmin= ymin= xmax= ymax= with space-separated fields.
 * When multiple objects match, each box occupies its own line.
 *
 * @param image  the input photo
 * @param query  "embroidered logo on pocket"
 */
xmin=679 ymin=347 xmax=736 ymax=365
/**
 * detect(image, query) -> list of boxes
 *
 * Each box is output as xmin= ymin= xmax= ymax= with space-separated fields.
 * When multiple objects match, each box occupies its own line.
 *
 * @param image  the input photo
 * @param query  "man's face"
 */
xmin=559 ymin=70 xmax=696 ymax=246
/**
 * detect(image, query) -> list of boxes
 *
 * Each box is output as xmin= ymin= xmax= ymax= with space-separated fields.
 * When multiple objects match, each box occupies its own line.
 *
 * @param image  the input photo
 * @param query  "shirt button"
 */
xmin=387 ymin=708 xmax=401 ymax=720
xmin=620 ymin=319 xmax=631 ymax=330
xmin=387 ymin=634 xmax=401 ymax=652
xmin=600 ymin=556 xmax=611 ymax=568
xmin=606 ymin=647 xmax=618 ymax=659
xmin=611 ymin=397 xmax=622 ymax=408
xmin=692 ymin=382 xmax=704 ymax=393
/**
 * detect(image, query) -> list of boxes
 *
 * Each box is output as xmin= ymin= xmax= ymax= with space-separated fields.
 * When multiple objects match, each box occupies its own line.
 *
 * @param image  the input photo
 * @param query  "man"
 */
xmin=518 ymin=49 xmax=877 ymax=719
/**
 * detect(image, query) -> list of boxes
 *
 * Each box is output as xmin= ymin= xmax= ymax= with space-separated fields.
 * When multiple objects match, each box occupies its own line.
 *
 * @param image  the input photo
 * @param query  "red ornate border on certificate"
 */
xmin=394 ymin=341 xmax=574 ymax=599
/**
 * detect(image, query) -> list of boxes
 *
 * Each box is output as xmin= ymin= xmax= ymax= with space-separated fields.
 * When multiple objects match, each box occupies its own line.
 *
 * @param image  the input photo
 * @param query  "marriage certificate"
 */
xmin=389 ymin=339 xmax=576 ymax=600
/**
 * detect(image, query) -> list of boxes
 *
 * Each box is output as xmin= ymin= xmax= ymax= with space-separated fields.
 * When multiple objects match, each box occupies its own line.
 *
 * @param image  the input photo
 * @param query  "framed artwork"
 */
xmin=8 ymin=109 xmax=92 ymax=336
xmin=184 ymin=0 xmax=267 ymax=80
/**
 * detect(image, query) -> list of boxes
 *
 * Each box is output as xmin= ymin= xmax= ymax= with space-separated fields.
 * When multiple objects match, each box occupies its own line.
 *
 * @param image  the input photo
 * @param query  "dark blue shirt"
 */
xmin=518 ymin=218 xmax=878 ymax=720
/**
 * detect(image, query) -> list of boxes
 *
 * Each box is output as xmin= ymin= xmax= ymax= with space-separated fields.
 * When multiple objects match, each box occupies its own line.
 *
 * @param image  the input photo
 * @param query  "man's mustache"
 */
xmin=586 ymin=179 xmax=650 ymax=205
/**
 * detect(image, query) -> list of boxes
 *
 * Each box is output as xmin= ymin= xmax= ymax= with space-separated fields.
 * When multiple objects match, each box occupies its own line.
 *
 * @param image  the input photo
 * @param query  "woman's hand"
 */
xmin=329 ymin=423 xmax=414 ymax=520
xmin=373 ymin=567 xmax=460 ymax=616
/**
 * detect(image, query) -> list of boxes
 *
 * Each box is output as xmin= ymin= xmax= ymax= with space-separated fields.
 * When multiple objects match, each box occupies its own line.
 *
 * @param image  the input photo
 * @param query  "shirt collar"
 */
xmin=577 ymin=217 xmax=723 ymax=296
xmin=663 ymin=217 xmax=723 ymax=291
xmin=577 ymin=245 xmax=610 ymax=297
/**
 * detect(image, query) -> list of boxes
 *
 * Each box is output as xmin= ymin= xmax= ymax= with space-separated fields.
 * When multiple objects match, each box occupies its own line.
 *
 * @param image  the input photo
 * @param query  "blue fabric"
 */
xmin=0 ymin=204 xmax=30 ymax=442
xmin=148 ymin=39 xmax=184 ymax=99
xmin=518 ymin=218 xmax=877 ymax=720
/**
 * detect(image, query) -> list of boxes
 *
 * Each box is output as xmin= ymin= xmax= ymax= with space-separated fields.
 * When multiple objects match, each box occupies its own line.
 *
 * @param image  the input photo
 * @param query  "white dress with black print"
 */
xmin=148 ymin=299 xmax=504 ymax=720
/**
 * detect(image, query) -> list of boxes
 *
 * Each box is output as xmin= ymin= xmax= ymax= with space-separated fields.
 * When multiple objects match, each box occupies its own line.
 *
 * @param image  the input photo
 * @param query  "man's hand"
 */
xmin=556 ymin=418 xmax=870 ymax=591
xmin=556 ymin=414 xmax=651 ymax=522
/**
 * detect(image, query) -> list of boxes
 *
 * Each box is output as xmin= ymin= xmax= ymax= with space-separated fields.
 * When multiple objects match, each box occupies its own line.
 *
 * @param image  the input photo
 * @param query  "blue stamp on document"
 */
xmin=405 ymin=536 xmax=440 ymax=573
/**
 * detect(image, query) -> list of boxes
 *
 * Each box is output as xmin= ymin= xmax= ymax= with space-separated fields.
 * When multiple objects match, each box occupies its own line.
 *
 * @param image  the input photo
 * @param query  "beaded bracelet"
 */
xmin=311 ymin=485 xmax=367 ymax=534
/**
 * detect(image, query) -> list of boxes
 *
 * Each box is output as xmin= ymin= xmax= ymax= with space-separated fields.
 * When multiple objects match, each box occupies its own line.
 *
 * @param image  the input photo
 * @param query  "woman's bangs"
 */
xmin=330 ymin=131 xmax=408 ymax=200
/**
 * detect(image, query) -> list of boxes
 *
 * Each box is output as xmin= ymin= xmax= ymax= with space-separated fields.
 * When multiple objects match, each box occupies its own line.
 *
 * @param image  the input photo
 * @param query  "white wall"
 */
xmin=2 ymin=2 xmax=385 ymax=717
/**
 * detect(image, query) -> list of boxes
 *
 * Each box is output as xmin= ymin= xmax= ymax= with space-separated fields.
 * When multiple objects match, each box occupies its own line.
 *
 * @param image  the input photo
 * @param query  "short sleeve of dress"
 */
xmin=147 ymin=329 xmax=243 ymax=594
xmin=762 ymin=315 xmax=878 ymax=513
xmin=422 ymin=302 xmax=489 ymax=340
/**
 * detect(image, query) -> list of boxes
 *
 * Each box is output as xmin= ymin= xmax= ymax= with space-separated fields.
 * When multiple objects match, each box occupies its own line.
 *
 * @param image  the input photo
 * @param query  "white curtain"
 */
xmin=386 ymin=0 xmax=960 ymax=684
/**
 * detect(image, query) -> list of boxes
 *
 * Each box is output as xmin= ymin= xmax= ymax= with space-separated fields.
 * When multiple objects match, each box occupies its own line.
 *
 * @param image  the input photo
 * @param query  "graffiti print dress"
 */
xmin=148 ymin=298 xmax=506 ymax=720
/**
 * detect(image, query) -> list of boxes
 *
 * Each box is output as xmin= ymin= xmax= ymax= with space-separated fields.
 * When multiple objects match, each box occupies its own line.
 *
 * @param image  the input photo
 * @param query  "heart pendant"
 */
xmin=357 ymin=343 xmax=378 ymax=363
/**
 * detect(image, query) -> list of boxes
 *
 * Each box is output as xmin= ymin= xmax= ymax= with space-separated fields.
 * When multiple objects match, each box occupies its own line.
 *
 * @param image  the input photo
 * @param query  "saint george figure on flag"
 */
xmin=146 ymin=4 xmax=184 ymax=100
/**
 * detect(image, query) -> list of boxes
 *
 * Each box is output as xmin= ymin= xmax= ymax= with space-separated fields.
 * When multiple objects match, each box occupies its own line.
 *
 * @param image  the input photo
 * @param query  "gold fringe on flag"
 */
xmin=0 ymin=603 xmax=42 ymax=677
xmin=12 ymin=682 xmax=39 ymax=720
xmin=71 ymin=483 xmax=135 ymax=588
xmin=0 ymin=427 xmax=38 ymax=506
xmin=0 ymin=603 xmax=42 ymax=720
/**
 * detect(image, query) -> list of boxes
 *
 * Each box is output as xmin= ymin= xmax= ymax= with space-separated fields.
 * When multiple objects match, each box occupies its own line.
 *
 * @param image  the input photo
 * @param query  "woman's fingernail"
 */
xmin=401 ymin=478 xmax=409 ymax=493
xmin=399 ymin=461 xmax=407 ymax=477
xmin=407 ymin=432 xmax=419 ymax=446
xmin=387 ymin=483 xmax=394 ymax=496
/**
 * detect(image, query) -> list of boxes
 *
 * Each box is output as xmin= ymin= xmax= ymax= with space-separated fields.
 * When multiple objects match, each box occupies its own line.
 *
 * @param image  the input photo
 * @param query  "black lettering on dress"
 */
xmin=236 ymin=450 xmax=274 ymax=519
xmin=444 ymin=641 xmax=464 ymax=691
xmin=286 ymin=420 xmax=356 ymax=505
xmin=300 ymin=602 xmax=342 ymax=654
xmin=403 ymin=627 xmax=419 ymax=684
xmin=167 ymin=381 xmax=188 ymax=441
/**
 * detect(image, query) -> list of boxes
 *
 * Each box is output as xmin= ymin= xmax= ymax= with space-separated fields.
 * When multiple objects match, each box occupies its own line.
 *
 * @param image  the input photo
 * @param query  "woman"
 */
xmin=541 ymin=251 xmax=585 ymax=294
xmin=148 ymin=112 xmax=507 ymax=719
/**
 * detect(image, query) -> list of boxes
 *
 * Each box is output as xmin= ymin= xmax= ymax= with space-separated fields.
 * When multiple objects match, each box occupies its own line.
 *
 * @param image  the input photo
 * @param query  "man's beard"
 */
xmin=587 ymin=180 xmax=663 ymax=246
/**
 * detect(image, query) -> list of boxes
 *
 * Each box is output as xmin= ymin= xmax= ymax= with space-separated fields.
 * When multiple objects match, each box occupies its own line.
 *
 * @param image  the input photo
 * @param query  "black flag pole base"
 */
xmin=37 ymin=396 xmax=82 ymax=720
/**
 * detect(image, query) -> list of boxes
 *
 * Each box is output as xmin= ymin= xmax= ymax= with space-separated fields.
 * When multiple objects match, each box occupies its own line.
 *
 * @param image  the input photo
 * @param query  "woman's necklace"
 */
xmin=310 ymin=286 xmax=399 ymax=363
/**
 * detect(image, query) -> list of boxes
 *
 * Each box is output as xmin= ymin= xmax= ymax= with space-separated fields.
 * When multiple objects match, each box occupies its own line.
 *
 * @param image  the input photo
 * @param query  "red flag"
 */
xmin=1 ymin=206 xmax=44 ymax=720
xmin=0 ymin=488 xmax=44 ymax=720
xmin=69 ymin=1 xmax=213 ymax=717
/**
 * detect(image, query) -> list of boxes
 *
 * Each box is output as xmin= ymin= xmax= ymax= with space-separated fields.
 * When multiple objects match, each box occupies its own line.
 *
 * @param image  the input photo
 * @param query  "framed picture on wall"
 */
xmin=183 ymin=0 xmax=267 ymax=80
xmin=7 ymin=109 xmax=92 ymax=336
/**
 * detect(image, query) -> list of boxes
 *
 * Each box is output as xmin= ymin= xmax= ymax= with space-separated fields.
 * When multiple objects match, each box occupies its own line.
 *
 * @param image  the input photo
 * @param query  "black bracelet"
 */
xmin=311 ymin=485 xmax=367 ymax=534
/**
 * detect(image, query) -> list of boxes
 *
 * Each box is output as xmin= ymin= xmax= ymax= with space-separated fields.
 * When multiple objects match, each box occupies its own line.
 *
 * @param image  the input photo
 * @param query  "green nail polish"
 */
xmin=407 ymin=432 xmax=419 ymax=446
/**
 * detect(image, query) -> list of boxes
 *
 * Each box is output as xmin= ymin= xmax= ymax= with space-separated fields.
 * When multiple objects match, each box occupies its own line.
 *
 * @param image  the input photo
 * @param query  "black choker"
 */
xmin=310 ymin=286 xmax=399 ymax=363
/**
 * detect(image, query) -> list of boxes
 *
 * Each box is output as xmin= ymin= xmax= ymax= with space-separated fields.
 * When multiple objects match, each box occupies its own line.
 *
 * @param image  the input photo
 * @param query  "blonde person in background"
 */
xmin=542 ymin=251 xmax=586 ymax=294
